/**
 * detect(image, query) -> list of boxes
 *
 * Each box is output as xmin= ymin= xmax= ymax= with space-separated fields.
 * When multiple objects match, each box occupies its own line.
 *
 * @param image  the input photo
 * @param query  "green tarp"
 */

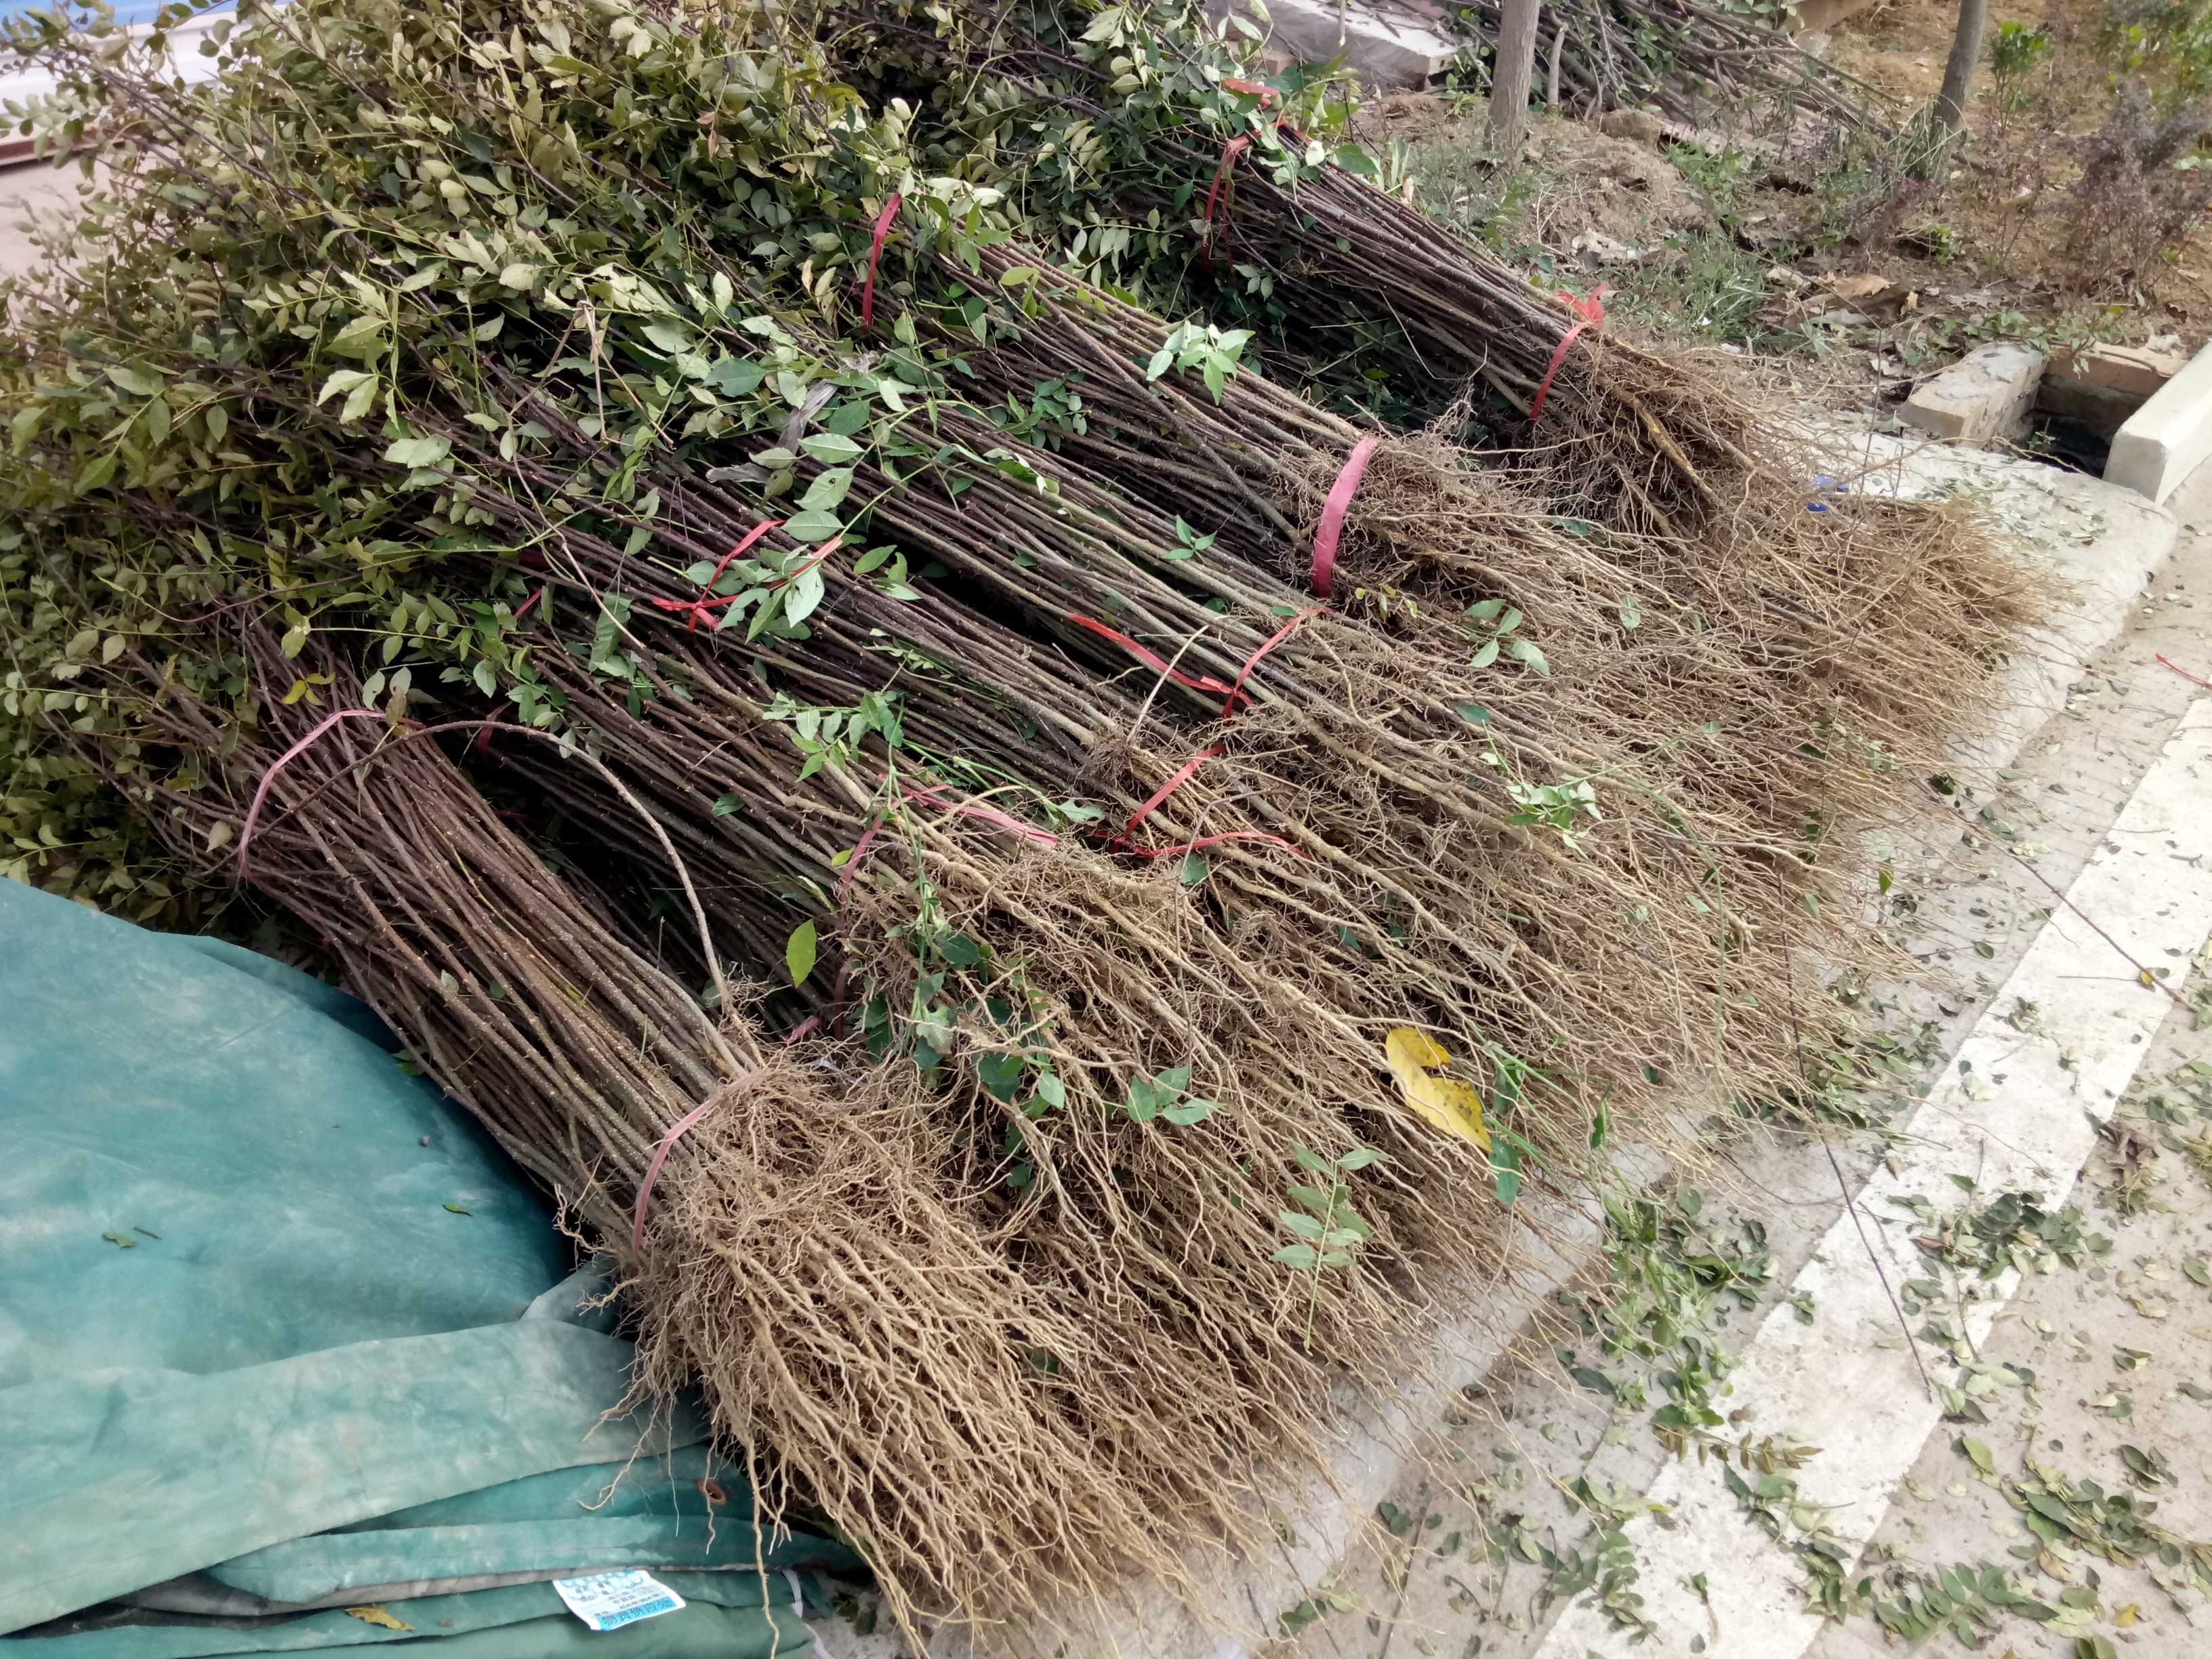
xmin=0 ymin=884 xmax=859 ymax=1656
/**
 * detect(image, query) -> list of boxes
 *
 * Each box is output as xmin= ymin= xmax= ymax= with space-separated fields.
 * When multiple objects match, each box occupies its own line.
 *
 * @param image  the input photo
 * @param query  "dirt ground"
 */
xmin=1363 ymin=0 xmax=2212 ymax=457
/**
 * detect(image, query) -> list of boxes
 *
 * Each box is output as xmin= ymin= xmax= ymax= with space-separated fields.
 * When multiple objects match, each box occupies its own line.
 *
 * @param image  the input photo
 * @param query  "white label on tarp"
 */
xmin=551 ymin=1569 xmax=686 ymax=1631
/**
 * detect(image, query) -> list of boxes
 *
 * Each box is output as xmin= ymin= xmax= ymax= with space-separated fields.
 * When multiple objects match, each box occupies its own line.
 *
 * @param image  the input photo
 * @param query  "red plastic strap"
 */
xmin=2158 ymin=652 xmax=2212 ymax=690
xmin=903 ymin=783 xmax=1061 ymax=846
xmin=632 ymin=1071 xmax=756 ymax=1252
xmin=1310 ymin=438 xmax=1378 ymax=598
xmin=1126 ymin=747 xmax=1222 ymax=836
xmin=1218 ymin=605 xmax=1326 ymax=717
xmin=237 ymin=708 xmax=401 ymax=882
xmin=1122 ymin=827 xmax=1310 ymax=861
xmin=1221 ymin=77 xmax=1278 ymax=103
xmin=863 ymin=193 xmax=902 ymax=330
xmin=1067 ymin=613 xmax=1251 ymax=709
xmin=1200 ymin=134 xmax=1254 ymax=270
xmin=838 ymin=810 xmax=888 ymax=902
xmin=1528 ymin=288 xmax=1611 ymax=427
xmin=649 ymin=520 xmax=783 ymax=632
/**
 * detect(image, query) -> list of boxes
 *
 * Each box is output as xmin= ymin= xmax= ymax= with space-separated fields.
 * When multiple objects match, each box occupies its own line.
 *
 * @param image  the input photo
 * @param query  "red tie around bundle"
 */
xmin=632 ymin=1071 xmax=758 ymax=1252
xmin=862 ymin=192 xmax=902 ymax=330
xmin=648 ymin=520 xmax=827 ymax=633
xmin=1200 ymin=135 xmax=1254 ymax=270
xmin=1310 ymin=436 xmax=1378 ymax=598
xmin=1528 ymin=287 xmax=1612 ymax=426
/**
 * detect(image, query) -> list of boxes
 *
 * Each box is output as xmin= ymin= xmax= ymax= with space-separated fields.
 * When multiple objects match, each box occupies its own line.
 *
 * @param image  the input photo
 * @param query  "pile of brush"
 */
xmin=1435 ymin=0 xmax=1885 ymax=134
xmin=0 ymin=0 xmax=2032 ymax=1641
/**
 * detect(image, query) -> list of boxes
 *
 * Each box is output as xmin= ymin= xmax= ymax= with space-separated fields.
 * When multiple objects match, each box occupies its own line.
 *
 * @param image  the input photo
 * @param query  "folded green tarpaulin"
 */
xmin=0 ymin=884 xmax=859 ymax=1653
xmin=19 ymin=1574 xmax=834 ymax=1659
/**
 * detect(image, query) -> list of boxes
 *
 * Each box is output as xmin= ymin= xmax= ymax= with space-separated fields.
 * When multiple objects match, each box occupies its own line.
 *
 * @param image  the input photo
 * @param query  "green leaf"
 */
xmin=472 ymin=314 xmax=504 ymax=342
xmin=1491 ymin=1138 xmax=1522 ymax=1206
xmin=783 ymin=564 xmax=827 ymax=626
xmin=998 ymin=265 xmax=1040 ymax=286
xmin=1470 ymin=638 xmax=1500 ymax=670
xmin=936 ymin=932 xmax=984 ymax=969
xmin=1031 ymin=1074 xmax=1067 ymax=1110
xmin=106 ymin=362 xmax=165 ymax=396
xmin=799 ymin=467 xmax=855 ymax=511
xmin=1617 ymin=595 xmax=1641 ymax=629
xmin=1507 ymin=638 xmax=1550 ymax=676
xmin=1271 ymin=1242 xmax=1320 ymax=1269
xmin=1155 ymin=1065 xmax=1192 ymax=1094
xmin=706 ymin=358 xmax=763 ymax=396
xmin=711 ymin=792 xmax=742 ymax=817
xmin=782 ymin=508 xmax=844 ymax=543
xmin=316 ymin=368 xmax=373 ymax=407
xmin=102 ymin=1231 xmax=136 ymax=1248
xmin=1168 ymin=1099 xmax=1217 ymax=1131
xmin=443 ymin=1203 xmax=470 ymax=1214
xmin=324 ymin=315 xmax=386 ymax=361
xmin=798 ymin=432 xmax=863 ymax=462
xmin=384 ymin=435 xmax=451 ymax=468
xmin=1452 ymin=701 xmax=1491 ymax=726
xmin=2185 ymin=1257 xmax=2209 ymax=1286
xmin=785 ymin=919 xmax=818 ymax=987
xmin=1336 ymin=1147 xmax=1385 ymax=1170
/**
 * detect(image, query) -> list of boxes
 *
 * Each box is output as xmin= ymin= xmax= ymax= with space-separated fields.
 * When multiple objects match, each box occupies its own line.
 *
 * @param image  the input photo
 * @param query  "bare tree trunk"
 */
xmin=1935 ymin=0 xmax=1989 ymax=134
xmin=1486 ymin=0 xmax=1542 ymax=159
xmin=1547 ymin=18 xmax=1567 ymax=113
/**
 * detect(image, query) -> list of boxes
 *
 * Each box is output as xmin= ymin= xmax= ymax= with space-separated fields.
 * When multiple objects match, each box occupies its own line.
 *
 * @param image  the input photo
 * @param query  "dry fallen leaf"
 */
xmin=1383 ymin=1027 xmax=1491 ymax=1149
xmin=1828 ymin=273 xmax=1892 ymax=299
xmin=344 ymin=1607 xmax=413 ymax=1631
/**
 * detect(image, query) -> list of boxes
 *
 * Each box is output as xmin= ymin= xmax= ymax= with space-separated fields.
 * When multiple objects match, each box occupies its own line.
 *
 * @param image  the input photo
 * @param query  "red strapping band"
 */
xmin=903 ymin=783 xmax=1061 ymax=845
xmin=1067 ymin=612 xmax=1251 ymax=708
xmin=1200 ymin=134 xmax=1254 ymax=270
xmin=1126 ymin=747 xmax=1222 ymax=834
xmin=1221 ymin=77 xmax=1277 ymax=103
xmin=649 ymin=520 xmax=785 ymax=632
xmin=863 ymin=193 xmax=903 ymax=330
xmin=2158 ymin=652 xmax=2212 ymax=690
xmin=237 ymin=708 xmax=404 ymax=882
xmin=1311 ymin=438 xmax=1378 ymax=598
xmin=1100 ymin=745 xmax=1309 ymax=860
xmin=632 ymin=1071 xmax=756 ymax=1252
xmin=1528 ymin=288 xmax=1610 ymax=427
xmin=1218 ymin=605 xmax=1325 ymax=716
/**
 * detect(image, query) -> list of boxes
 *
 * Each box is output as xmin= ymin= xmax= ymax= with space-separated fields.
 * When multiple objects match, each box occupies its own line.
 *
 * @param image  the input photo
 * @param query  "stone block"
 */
xmin=2106 ymin=341 xmax=2212 ymax=504
xmin=1898 ymin=342 xmax=2045 ymax=444
xmin=2054 ymin=341 xmax=2187 ymax=400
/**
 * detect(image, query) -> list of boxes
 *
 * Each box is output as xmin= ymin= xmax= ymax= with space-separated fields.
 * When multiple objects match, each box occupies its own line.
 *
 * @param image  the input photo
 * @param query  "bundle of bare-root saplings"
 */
xmin=0 ymin=0 xmax=2033 ymax=1640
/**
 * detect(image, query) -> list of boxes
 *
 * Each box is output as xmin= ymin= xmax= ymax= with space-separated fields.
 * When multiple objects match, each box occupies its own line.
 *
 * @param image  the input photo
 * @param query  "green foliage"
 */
xmin=1273 ymin=1143 xmax=1384 ymax=1347
xmin=1991 ymin=19 xmax=2054 ymax=107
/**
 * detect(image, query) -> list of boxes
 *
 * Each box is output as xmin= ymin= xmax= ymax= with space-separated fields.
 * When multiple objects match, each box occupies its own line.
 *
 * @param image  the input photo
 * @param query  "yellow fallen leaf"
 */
xmin=2114 ymin=1603 xmax=2139 ymax=1627
xmin=1384 ymin=1028 xmax=1490 ymax=1150
xmin=344 ymin=1606 xmax=413 ymax=1631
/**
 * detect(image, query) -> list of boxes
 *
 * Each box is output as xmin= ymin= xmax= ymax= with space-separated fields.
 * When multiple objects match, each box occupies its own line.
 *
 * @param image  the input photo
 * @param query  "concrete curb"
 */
xmin=2107 ymin=342 xmax=2212 ymax=504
